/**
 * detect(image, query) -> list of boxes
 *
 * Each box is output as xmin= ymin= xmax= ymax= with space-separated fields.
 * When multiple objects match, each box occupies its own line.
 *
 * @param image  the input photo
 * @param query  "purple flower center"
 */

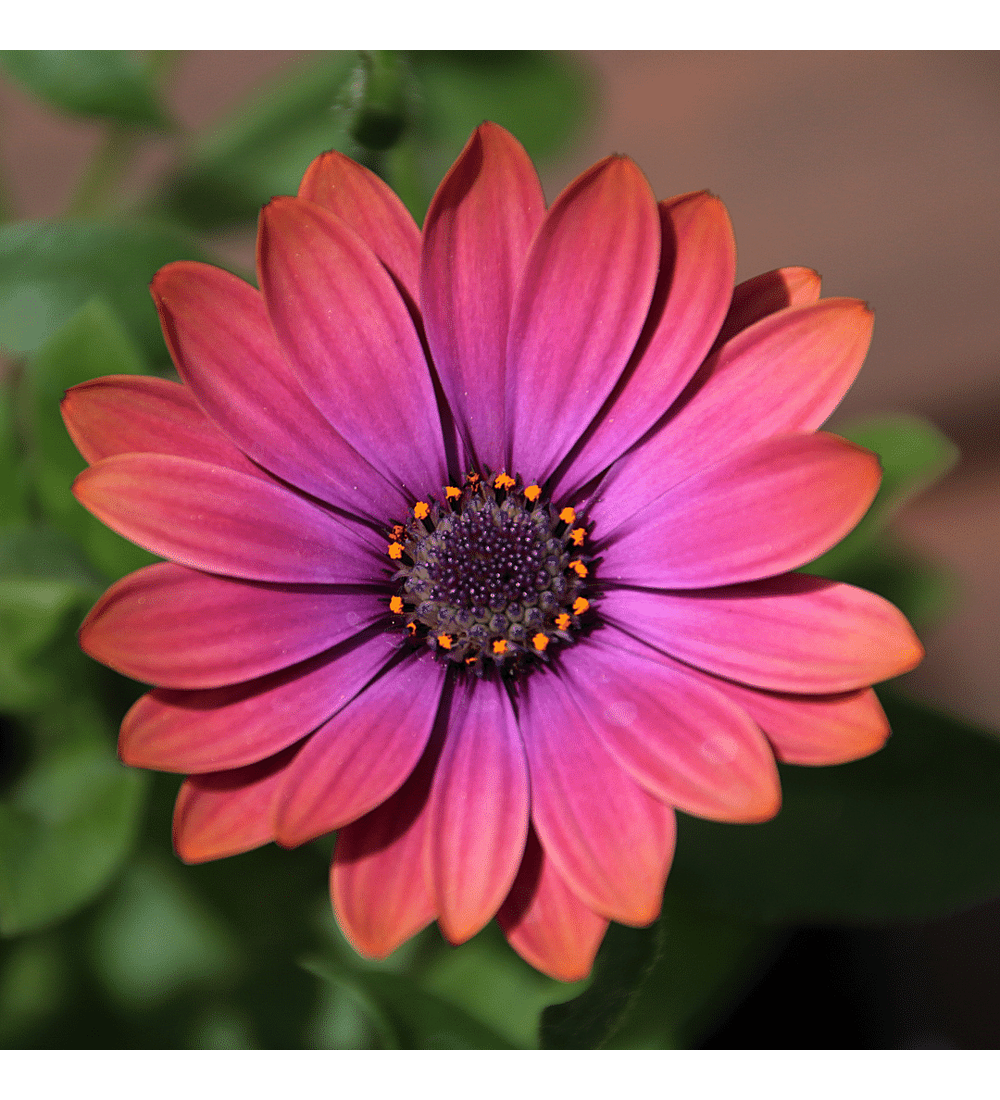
xmin=387 ymin=472 xmax=592 ymax=675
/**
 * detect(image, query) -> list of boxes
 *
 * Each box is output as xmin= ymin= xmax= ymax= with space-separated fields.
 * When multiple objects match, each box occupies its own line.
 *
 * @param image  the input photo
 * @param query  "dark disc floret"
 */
xmin=386 ymin=470 xmax=593 ymax=675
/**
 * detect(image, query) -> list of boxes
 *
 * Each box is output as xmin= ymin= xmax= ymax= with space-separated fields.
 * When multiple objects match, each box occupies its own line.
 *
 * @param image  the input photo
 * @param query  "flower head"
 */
xmin=63 ymin=123 xmax=922 ymax=981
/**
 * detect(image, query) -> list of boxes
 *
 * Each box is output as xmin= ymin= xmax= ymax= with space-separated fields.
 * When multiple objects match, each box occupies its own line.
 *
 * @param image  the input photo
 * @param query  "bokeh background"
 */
xmin=1 ymin=50 xmax=997 ymax=1046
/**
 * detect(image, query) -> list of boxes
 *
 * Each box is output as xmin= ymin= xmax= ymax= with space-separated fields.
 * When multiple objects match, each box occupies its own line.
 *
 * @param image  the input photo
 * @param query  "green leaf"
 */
xmin=418 ymin=920 xmax=586 ymax=1048
xmin=23 ymin=298 xmax=159 ymax=580
xmin=669 ymin=692 xmax=1000 ymax=925
xmin=0 ymin=705 xmax=147 ymax=936
xmin=303 ymin=953 xmax=515 ymax=1048
xmin=88 ymin=855 xmax=241 ymax=1009
xmin=0 ymin=218 xmax=211 ymax=360
xmin=0 ymin=51 xmax=170 ymax=129
xmin=157 ymin=52 xmax=358 ymax=232
xmin=540 ymin=921 xmax=656 ymax=1048
xmin=601 ymin=894 xmax=774 ymax=1049
xmin=0 ymin=378 xmax=31 ymax=528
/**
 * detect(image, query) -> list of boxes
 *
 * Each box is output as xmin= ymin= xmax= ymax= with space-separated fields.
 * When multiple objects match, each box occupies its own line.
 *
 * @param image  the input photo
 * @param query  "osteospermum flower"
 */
xmin=63 ymin=122 xmax=923 ymax=981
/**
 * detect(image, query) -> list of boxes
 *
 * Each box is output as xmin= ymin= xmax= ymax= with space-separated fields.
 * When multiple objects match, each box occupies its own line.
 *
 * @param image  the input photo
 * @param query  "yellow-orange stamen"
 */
xmin=559 ymin=507 xmax=576 ymax=525
xmin=407 ymin=622 xmax=417 ymax=636
xmin=569 ymin=559 xmax=588 ymax=578
xmin=555 ymin=613 xmax=571 ymax=631
xmin=492 ymin=639 xmax=508 ymax=655
xmin=532 ymin=633 xmax=550 ymax=652
xmin=466 ymin=471 xmax=480 ymax=486
xmin=570 ymin=527 xmax=586 ymax=546
xmin=414 ymin=501 xmax=430 ymax=520
xmin=524 ymin=484 xmax=542 ymax=502
xmin=391 ymin=524 xmax=405 ymax=539
xmin=445 ymin=485 xmax=462 ymax=500
xmin=572 ymin=597 xmax=590 ymax=616
xmin=494 ymin=473 xmax=515 ymax=490
xmin=437 ymin=633 xmax=453 ymax=650
xmin=389 ymin=596 xmax=404 ymax=614
xmin=388 ymin=541 xmax=404 ymax=560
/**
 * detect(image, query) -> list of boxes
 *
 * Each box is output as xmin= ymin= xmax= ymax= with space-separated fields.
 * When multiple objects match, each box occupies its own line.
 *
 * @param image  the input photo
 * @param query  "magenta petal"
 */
xmin=120 ymin=631 xmax=401 ymax=774
xmin=554 ymin=192 xmax=736 ymax=496
xmin=602 ymin=574 xmax=923 ymax=693
xmin=173 ymin=743 xmax=300 ymax=864
xmin=61 ymin=375 xmax=262 ymax=476
xmin=497 ymin=830 xmax=609 ymax=983
xmin=519 ymin=670 xmax=676 ymax=924
xmin=298 ymin=150 xmax=421 ymax=303
xmin=80 ymin=562 xmax=386 ymax=689
xmin=559 ymin=632 xmax=781 ymax=823
xmin=506 ymin=156 xmax=660 ymax=481
xmin=257 ymin=196 xmax=446 ymax=496
xmin=73 ymin=454 xmax=383 ymax=584
xmin=593 ymin=299 xmax=874 ymax=531
xmin=421 ymin=122 xmax=545 ymax=471
xmin=711 ymin=266 xmax=822 ymax=351
xmin=599 ymin=432 xmax=881 ymax=588
xmin=273 ymin=651 xmax=446 ymax=847
xmin=152 ymin=262 xmax=408 ymax=521
xmin=690 ymin=674 xmax=892 ymax=767
xmin=331 ymin=728 xmax=443 ymax=960
xmin=426 ymin=675 xmax=529 ymax=944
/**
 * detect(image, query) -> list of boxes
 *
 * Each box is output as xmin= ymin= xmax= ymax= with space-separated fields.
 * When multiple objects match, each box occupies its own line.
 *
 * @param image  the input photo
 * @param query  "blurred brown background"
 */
xmin=2 ymin=50 xmax=998 ymax=1046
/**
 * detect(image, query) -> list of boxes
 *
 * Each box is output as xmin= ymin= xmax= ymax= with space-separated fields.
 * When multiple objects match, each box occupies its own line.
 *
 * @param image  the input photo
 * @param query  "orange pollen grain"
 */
xmin=524 ymin=484 xmax=542 ymax=502
xmin=555 ymin=613 xmax=571 ymax=631
xmin=445 ymin=486 xmax=462 ymax=500
xmin=569 ymin=560 xmax=588 ymax=578
xmin=572 ymin=597 xmax=590 ymax=616
xmin=407 ymin=623 xmax=417 ymax=636
xmin=391 ymin=524 xmax=405 ymax=539
xmin=414 ymin=501 xmax=430 ymax=520
xmin=437 ymin=633 xmax=453 ymax=650
xmin=570 ymin=527 xmax=586 ymax=546
xmin=532 ymin=633 xmax=550 ymax=652
xmin=389 ymin=596 xmax=404 ymax=614
xmin=388 ymin=542 xmax=404 ymax=560
xmin=492 ymin=639 xmax=508 ymax=655
xmin=559 ymin=507 xmax=576 ymax=524
xmin=494 ymin=473 xmax=516 ymax=490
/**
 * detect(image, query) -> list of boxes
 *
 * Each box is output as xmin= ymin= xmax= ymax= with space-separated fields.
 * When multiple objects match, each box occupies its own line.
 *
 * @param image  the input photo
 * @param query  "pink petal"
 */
xmin=298 ymin=150 xmax=421 ymax=303
xmin=73 ymin=453 xmax=383 ymax=584
xmin=506 ymin=156 xmax=660 ymax=482
xmin=421 ymin=122 xmax=546 ymax=471
xmin=152 ymin=262 xmax=408 ymax=522
xmin=257 ymin=196 xmax=446 ymax=496
xmin=80 ymin=561 xmax=386 ymax=689
xmin=598 ymin=431 xmax=882 ymax=588
xmin=692 ymin=675 xmax=892 ymax=767
xmin=331 ymin=726 xmax=444 ymax=960
xmin=173 ymin=743 xmax=300 ymax=864
xmin=273 ymin=650 xmax=446 ymax=847
xmin=497 ymin=829 xmax=609 ymax=983
xmin=61 ymin=375 xmax=262 ymax=476
xmin=519 ymin=669 xmax=676 ymax=924
xmin=601 ymin=574 xmax=923 ymax=694
xmin=553 ymin=192 xmax=736 ymax=496
xmin=120 ymin=630 xmax=401 ymax=774
xmin=558 ymin=631 xmax=781 ymax=824
xmin=425 ymin=675 xmax=529 ymax=944
xmin=592 ymin=298 xmax=874 ymax=532
xmin=711 ymin=266 xmax=822 ymax=351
